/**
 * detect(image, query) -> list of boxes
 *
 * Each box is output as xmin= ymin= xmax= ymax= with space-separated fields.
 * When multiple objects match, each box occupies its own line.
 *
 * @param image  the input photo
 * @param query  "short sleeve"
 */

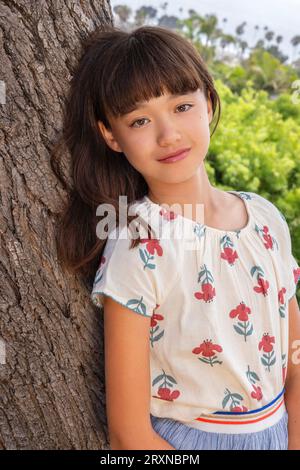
xmin=90 ymin=226 xmax=158 ymax=318
xmin=277 ymin=209 xmax=300 ymax=301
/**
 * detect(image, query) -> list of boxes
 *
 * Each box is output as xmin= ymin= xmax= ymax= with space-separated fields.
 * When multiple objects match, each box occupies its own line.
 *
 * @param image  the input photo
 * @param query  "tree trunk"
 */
xmin=0 ymin=0 xmax=113 ymax=450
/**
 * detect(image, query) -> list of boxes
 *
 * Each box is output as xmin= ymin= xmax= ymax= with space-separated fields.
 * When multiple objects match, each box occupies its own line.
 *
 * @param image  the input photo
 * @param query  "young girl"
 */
xmin=54 ymin=24 xmax=300 ymax=450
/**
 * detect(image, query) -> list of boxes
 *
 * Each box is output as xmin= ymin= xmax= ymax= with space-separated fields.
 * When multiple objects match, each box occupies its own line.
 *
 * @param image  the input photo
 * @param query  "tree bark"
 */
xmin=0 ymin=0 xmax=113 ymax=450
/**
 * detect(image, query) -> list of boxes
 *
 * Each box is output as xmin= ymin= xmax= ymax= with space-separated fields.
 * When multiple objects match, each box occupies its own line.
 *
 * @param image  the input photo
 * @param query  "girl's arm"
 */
xmin=103 ymin=296 xmax=176 ymax=450
xmin=284 ymin=294 xmax=300 ymax=450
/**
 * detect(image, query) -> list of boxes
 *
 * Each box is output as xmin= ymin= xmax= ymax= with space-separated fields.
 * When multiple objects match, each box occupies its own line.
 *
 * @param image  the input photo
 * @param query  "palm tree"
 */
xmin=134 ymin=6 xmax=158 ymax=26
xmin=291 ymin=35 xmax=300 ymax=60
xmin=160 ymin=2 xmax=168 ymax=11
xmin=158 ymin=15 xmax=180 ymax=30
xmin=220 ymin=33 xmax=236 ymax=59
xmin=236 ymin=21 xmax=247 ymax=38
xmin=253 ymin=25 xmax=260 ymax=45
xmin=239 ymin=40 xmax=249 ymax=60
xmin=200 ymin=14 xmax=221 ymax=48
xmin=256 ymin=39 xmax=265 ymax=49
xmin=113 ymin=5 xmax=132 ymax=27
xmin=265 ymin=31 xmax=274 ymax=42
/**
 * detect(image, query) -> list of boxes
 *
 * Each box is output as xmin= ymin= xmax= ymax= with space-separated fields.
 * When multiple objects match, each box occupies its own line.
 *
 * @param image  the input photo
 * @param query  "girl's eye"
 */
xmin=176 ymin=103 xmax=194 ymax=113
xmin=130 ymin=103 xmax=194 ymax=128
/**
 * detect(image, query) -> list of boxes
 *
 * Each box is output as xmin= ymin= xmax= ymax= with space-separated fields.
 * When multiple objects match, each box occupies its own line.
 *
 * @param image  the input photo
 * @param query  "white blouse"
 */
xmin=91 ymin=191 xmax=300 ymax=434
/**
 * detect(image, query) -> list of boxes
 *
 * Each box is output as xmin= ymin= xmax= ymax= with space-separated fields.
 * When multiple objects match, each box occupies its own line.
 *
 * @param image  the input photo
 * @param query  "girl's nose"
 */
xmin=156 ymin=124 xmax=182 ymax=147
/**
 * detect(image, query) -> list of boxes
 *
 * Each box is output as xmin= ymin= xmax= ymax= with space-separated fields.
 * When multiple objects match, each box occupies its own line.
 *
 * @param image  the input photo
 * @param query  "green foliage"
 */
xmin=243 ymin=49 xmax=298 ymax=94
xmin=207 ymin=81 xmax=300 ymax=298
xmin=211 ymin=50 xmax=298 ymax=95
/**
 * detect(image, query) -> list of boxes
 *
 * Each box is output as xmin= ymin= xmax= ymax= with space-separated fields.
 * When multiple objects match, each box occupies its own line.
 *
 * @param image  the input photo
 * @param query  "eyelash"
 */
xmin=130 ymin=103 xmax=194 ymax=128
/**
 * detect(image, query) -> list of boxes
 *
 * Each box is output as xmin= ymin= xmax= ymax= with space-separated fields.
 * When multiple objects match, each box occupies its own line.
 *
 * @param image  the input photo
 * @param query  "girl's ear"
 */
xmin=97 ymin=120 xmax=123 ymax=153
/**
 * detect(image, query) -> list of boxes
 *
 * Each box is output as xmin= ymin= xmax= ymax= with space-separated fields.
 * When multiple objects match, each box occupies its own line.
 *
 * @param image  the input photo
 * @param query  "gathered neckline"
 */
xmin=142 ymin=190 xmax=253 ymax=236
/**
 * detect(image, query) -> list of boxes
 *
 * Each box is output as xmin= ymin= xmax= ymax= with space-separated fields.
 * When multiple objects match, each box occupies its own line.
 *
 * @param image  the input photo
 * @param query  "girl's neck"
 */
xmin=146 ymin=163 xmax=223 ymax=223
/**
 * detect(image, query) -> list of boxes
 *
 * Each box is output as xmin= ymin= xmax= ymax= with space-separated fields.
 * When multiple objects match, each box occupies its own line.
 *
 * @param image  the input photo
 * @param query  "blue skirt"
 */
xmin=150 ymin=411 xmax=288 ymax=450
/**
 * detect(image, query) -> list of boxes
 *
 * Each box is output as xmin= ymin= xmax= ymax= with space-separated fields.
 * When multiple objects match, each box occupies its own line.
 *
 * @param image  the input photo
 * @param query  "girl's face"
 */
xmin=98 ymin=88 xmax=213 ymax=185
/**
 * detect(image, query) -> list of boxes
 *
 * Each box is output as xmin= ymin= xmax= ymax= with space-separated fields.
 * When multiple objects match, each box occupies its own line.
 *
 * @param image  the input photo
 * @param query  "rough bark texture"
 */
xmin=0 ymin=0 xmax=113 ymax=450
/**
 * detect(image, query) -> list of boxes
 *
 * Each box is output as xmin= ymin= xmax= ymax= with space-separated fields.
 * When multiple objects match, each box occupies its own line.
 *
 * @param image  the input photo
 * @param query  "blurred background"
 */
xmin=111 ymin=1 xmax=300 ymax=288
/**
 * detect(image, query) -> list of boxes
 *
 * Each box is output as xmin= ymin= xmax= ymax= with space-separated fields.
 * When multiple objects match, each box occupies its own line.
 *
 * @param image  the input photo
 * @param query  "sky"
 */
xmin=110 ymin=0 xmax=300 ymax=61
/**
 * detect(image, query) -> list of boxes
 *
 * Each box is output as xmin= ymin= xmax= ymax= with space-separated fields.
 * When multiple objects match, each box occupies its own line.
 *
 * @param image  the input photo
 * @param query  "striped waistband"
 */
xmin=187 ymin=389 xmax=286 ymax=434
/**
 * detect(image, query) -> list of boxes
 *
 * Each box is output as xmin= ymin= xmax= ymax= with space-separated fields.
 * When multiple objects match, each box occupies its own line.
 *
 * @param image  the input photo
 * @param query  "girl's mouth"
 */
xmin=158 ymin=148 xmax=190 ymax=163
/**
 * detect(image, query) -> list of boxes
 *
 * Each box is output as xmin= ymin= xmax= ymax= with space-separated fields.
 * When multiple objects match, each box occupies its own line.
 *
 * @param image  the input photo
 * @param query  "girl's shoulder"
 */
xmin=243 ymin=190 xmax=295 ymax=256
xmin=238 ymin=190 xmax=283 ymax=214
xmin=91 ymin=199 xmax=179 ymax=313
xmin=240 ymin=190 xmax=289 ymax=229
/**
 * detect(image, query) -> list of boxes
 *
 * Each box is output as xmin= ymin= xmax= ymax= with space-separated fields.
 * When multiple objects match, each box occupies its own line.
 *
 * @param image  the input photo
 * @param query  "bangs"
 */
xmin=96 ymin=30 xmax=207 ymax=123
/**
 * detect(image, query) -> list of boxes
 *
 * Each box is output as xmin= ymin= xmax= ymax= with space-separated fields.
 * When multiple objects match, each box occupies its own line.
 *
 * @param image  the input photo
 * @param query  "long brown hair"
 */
xmin=51 ymin=24 xmax=221 ymax=286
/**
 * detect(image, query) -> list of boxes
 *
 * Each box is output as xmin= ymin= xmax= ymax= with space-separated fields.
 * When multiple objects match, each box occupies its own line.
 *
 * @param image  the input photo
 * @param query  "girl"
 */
xmin=53 ymin=24 xmax=300 ymax=450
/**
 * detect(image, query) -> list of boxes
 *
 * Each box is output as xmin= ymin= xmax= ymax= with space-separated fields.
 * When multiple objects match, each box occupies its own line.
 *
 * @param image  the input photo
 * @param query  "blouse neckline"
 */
xmin=142 ymin=190 xmax=253 ymax=236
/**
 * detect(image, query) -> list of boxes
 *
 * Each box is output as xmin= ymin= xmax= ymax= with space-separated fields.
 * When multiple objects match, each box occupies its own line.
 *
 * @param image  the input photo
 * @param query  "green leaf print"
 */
xmin=232 ymin=393 xmax=244 ymax=401
xmin=166 ymin=375 xmax=177 ymax=384
xmin=126 ymin=296 xmax=148 ymax=316
xmin=151 ymin=330 xmax=164 ymax=343
xmin=233 ymin=325 xmax=245 ymax=335
xmin=147 ymin=264 xmax=156 ymax=269
xmin=246 ymin=325 xmax=254 ymax=335
xmin=139 ymin=248 xmax=155 ymax=269
xmin=139 ymin=248 xmax=147 ymax=264
xmin=222 ymin=394 xmax=231 ymax=409
xmin=250 ymin=372 xmax=260 ymax=382
xmin=152 ymin=375 xmax=163 ymax=386
xmin=94 ymin=271 xmax=103 ymax=284
xmin=279 ymin=305 xmax=286 ymax=318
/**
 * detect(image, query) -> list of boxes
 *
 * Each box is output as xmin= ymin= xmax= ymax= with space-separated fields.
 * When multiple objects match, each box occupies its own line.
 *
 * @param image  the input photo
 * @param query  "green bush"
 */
xmin=207 ymin=80 xmax=300 ymax=298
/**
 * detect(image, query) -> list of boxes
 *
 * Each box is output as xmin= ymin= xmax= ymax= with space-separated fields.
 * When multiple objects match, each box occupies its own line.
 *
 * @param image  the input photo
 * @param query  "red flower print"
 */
xmin=231 ymin=406 xmax=248 ymax=412
xmin=294 ymin=267 xmax=300 ymax=285
xmin=245 ymin=365 xmax=262 ymax=398
xmin=229 ymin=302 xmax=251 ymax=322
xmin=251 ymin=385 xmax=263 ymax=401
xmin=193 ymin=340 xmax=223 ymax=367
xmin=151 ymin=313 xmax=164 ymax=328
xmin=195 ymin=264 xmax=216 ymax=302
xmin=192 ymin=340 xmax=222 ymax=357
xmin=140 ymin=238 xmax=163 ymax=256
xmin=98 ymin=255 xmax=106 ymax=269
xmin=259 ymin=333 xmax=275 ymax=353
xmin=222 ymin=388 xmax=246 ymax=410
xmin=229 ymin=302 xmax=253 ymax=341
xmin=159 ymin=207 xmax=178 ymax=221
xmin=194 ymin=283 xmax=216 ymax=302
xmin=157 ymin=387 xmax=180 ymax=401
xmin=150 ymin=305 xmax=164 ymax=347
xmin=253 ymin=277 xmax=269 ymax=296
xmin=220 ymin=247 xmax=238 ymax=265
xmin=259 ymin=334 xmax=276 ymax=372
xmin=278 ymin=287 xmax=286 ymax=305
xmin=152 ymin=371 xmax=181 ymax=401
xmin=262 ymin=226 xmax=273 ymax=249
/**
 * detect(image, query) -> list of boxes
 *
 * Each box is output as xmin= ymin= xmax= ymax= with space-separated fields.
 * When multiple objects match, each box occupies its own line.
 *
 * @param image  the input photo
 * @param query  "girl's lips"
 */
xmin=158 ymin=148 xmax=190 ymax=163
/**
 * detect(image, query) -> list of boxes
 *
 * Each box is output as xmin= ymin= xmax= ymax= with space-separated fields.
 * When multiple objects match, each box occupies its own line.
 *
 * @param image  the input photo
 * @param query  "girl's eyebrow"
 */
xmin=128 ymin=91 xmax=194 ymax=113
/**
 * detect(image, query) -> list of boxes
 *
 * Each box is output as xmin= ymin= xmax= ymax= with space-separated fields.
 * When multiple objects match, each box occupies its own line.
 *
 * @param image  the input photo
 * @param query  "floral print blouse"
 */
xmin=91 ymin=191 xmax=300 ymax=433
